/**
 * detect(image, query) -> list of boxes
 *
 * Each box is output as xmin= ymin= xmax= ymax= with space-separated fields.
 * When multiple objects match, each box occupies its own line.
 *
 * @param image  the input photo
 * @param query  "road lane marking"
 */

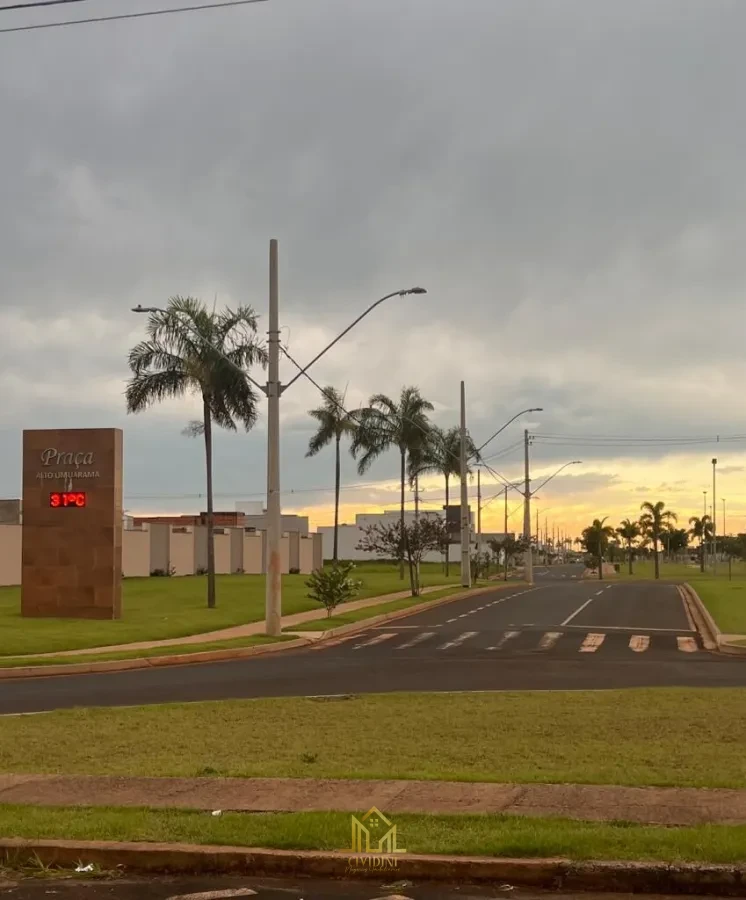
xmin=595 ymin=589 xmax=605 ymax=596
xmin=446 ymin=617 xmax=458 ymax=623
xmin=560 ymin=597 xmax=596 ymax=626
xmin=579 ymin=633 xmax=605 ymax=652
xmin=487 ymin=630 xmax=520 ymax=650
xmin=538 ymin=632 xmax=562 ymax=650
xmin=352 ymin=633 xmax=397 ymax=649
xmin=629 ymin=635 xmax=650 ymax=652
xmin=397 ymin=631 xmax=437 ymax=649
xmin=438 ymin=631 xmax=478 ymax=650
xmin=561 ymin=624 xmax=695 ymax=633
xmin=677 ymin=636 xmax=698 ymax=653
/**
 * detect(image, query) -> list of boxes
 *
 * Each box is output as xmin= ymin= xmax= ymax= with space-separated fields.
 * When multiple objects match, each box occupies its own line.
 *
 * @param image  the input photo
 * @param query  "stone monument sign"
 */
xmin=22 ymin=428 xmax=123 ymax=619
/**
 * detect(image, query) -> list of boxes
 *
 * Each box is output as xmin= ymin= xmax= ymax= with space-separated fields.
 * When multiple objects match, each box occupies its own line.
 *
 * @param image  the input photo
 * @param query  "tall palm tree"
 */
xmin=581 ymin=517 xmax=616 ymax=580
xmin=126 ymin=296 xmax=267 ymax=609
xmin=688 ymin=515 xmax=713 ymax=573
xmin=616 ymin=518 xmax=641 ymax=575
xmin=413 ymin=425 xmax=476 ymax=575
xmin=351 ymin=386 xmax=434 ymax=578
xmin=305 ymin=386 xmax=357 ymax=563
xmin=639 ymin=500 xmax=677 ymax=580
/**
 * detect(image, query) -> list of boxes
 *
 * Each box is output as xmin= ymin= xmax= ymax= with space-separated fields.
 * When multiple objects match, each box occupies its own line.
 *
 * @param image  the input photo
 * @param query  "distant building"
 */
xmin=0 ymin=500 xmax=20 ymax=525
xmin=132 ymin=511 xmax=246 ymax=528
xmin=235 ymin=501 xmax=309 ymax=536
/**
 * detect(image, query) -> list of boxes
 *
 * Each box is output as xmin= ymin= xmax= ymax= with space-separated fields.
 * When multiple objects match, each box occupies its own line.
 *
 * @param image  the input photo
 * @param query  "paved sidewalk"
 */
xmin=13 ymin=584 xmax=454 ymax=661
xmin=2 ymin=774 xmax=746 ymax=826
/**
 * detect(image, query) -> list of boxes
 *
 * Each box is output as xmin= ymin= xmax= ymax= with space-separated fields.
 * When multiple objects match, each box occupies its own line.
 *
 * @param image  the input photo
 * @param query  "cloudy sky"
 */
xmin=2 ymin=0 xmax=746 ymax=539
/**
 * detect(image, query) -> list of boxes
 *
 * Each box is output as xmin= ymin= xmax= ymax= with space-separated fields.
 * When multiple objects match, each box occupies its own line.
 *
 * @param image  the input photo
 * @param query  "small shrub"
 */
xmin=150 ymin=567 xmax=174 ymax=577
xmin=289 ymin=566 xmax=301 ymax=575
xmin=306 ymin=562 xmax=362 ymax=617
xmin=196 ymin=566 xmax=208 ymax=576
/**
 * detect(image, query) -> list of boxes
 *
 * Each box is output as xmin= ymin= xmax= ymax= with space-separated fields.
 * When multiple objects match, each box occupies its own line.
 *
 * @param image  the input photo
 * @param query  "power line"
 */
xmin=0 ymin=0 xmax=92 ymax=11
xmin=0 ymin=0 xmax=267 ymax=34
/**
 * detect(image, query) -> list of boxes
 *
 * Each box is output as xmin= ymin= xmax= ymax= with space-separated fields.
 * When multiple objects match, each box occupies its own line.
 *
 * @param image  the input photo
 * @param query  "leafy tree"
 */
xmin=488 ymin=535 xmax=526 ymax=581
xmin=414 ymin=425 xmax=477 ymax=575
xmin=357 ymin=515 xmax=448 ymax=597
xmin=351 ymin=386 xmax=434 ymax=579
xmin=688 ymin=515 xmax=713 ymax=573
xmin=639 ymin=501 xmax=677 ymax=580
xmin=665 ymin=528 xmax=689 ymax=559
xmin=126 ymin=296 xmax=267 ymax=609
xmin=722 ymin=535 xmax=745 ymax=580
xmin=580 ymin=517 xmax=616 ymax=580
xmin=305 ymin=386 xmax=358 ymax=563
xmin=306 ymin=562 xmax=362 ymax=617
xmin=616 ymin=518 xmax=641 ymax=575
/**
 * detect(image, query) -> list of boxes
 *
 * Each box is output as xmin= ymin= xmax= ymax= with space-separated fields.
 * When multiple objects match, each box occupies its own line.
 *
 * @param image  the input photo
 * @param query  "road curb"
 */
xmin=1 ymin=839 xmax=746 ymax=895
xmin=0 ymin=582 xmax=515 ymax=680
xmin=680 ymin=583 xmax=721 ymax=652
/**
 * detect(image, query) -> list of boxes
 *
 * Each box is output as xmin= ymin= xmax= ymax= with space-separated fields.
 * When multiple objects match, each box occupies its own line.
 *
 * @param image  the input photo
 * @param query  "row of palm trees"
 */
xmin=581 ymin=502 xmax=715 ymax=579
xmin=306 ymin=385 xmax=475 ymax=574
xmin=124 ymin=297 xmax=475 ymax=609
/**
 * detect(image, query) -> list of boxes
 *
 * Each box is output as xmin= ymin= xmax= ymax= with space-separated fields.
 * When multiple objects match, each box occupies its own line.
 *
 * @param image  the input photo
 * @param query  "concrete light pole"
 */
xmin=460 ymin=380 xmax=471 ymax=588
xmin=523 ymin=429 xmax=532 ymax=585
xmin=712 ymin=458 xmax=718 ymax=575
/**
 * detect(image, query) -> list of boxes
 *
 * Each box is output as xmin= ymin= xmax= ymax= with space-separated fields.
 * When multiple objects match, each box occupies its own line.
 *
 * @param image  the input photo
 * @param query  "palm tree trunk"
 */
xmin=399 ymin=448 xmax=405 ymax=580
xmin=700 ymin=538 xmax=705 ymax=573
xmin=333 ymin=434 xmax=341 ymax=563
xmin=444 ymin=474 xmax=450 ymax=577
xmin=653 ymin=538 xmax=660 ymax=579
xmin=598 ymin=550 xmax=603 ymax=580
xmin=628 ymin=541 xmax=633 ymax=576
xmin=202 ymin=396 xmax=216 ymax=609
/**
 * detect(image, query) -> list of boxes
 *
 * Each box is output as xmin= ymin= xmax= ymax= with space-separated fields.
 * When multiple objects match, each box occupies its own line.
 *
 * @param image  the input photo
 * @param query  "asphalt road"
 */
xmin=0 ymin=879 xmax=720 ymax=900
xmin=2 ymin=565 xmax=745 ymax=716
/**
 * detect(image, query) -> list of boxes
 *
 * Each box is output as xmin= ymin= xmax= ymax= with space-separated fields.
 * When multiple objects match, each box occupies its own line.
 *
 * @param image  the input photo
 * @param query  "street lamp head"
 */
xmin=712 ymin=458 xmax=718 ymax=465
xmin=571 ymin=460 xmax=582 ymax=465
xmin=530 ymin=407 xmax=544 ymax=413
xmin=402 ymin=286 xmax=427 ymax=295
xmin=131 ymin=305 xmax=162 ymax=314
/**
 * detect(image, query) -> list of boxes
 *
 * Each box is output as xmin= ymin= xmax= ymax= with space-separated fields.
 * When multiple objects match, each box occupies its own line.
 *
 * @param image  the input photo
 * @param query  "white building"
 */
xmin=319 ymin=509 xmax=476 ymax=563
xmin=235 ymin=500 xmax=309 ymax=536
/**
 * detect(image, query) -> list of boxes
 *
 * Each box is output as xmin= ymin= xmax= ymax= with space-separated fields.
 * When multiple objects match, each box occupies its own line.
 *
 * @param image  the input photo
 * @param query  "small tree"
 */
xmin=305 ymin=562 xmax=362 ymax=618
xmin=688 ymin=515 xmax=713 ymax=573
xmin=616 ymin=519 xmax=641 ymax=575
xmin=721 ymin=536 xmax=743 ymax=581
xmin=580 ymin=517 xmax=615 ymax=580
xmin=489 ymin=535 xmax=526 ymax=581
xmin=357 ymin=515 xmax=448 ymax=597
xmin=470 ymin=550 xmax=492 ymax=582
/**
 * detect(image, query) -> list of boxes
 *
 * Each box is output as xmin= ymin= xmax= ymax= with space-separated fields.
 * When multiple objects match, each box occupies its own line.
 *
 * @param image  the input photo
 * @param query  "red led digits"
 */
xmin=49 ymin=492 xmax=87 ymax=508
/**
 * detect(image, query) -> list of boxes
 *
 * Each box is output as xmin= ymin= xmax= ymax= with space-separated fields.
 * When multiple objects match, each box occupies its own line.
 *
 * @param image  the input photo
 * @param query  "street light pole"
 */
xmin=523 ymin=429 xmax=532 ymax=585
xmin=265 ymin=239 xmax=282 ymax=635
xmin=460 ymin=381 xmax=471 ymax=588
xmin=477 ymin=469 xmax=481 ymax=556
xmin=712 ymin=458 xmax=718 ymax=575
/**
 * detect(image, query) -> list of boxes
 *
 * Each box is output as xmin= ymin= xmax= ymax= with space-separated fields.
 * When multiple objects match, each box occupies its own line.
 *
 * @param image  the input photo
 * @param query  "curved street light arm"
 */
xmin=281 ymin=287 xmax=426 ymax=392
xmin=530 ymin=460 xmax=582 ymax=497
xmin=474 ymin=408 xmax=543 ymax=456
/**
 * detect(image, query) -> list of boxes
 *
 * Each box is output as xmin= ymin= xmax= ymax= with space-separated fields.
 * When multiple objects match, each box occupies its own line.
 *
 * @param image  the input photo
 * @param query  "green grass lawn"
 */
xmin=0 ymin=634 xmax=293 ymax=669
xmin=1 ymin=806 xmax=745 ymax=864
xmin=0 ymin=563 xmax=459 ymax=657
xmin=616 ymin=560 xmax=746 ymax=634
xmin=2 ymin=690 xmax=744 ymax=788
xmin=289 ymin=585 xmax=465 ymax=632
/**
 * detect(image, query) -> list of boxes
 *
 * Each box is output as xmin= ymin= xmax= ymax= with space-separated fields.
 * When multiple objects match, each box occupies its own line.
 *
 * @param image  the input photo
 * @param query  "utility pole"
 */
xmin=703 ymin=490 xmax=708 ymax=570
xmin=712 ymin=458 xmax=718 ymax=575
xmin=460 ymin=381 xmax=471 ymax=588
xmin=503 ymin=484 xmax=508 ymax=581
xmin=535 ymin=507 xmax=539 ymax=561
xmin=265 ymin=238 xmax=282 ymax=636
xmin=723 ymin=498 xmax=727 ymax=539
xmin=523 ymin=429 xmax=533 ymax=584
xmin=477 ymin=469 xmax=482 ymax=555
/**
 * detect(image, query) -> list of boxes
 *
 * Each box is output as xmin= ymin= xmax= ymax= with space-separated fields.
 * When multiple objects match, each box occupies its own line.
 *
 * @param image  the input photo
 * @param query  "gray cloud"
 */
xmin=2 ymin=0 xmax=746 ymax=512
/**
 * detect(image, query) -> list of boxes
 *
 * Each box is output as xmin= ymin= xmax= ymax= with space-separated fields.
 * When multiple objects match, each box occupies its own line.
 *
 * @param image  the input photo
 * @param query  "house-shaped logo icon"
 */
xmin=350 ymin=806 xmax=406 ymax=854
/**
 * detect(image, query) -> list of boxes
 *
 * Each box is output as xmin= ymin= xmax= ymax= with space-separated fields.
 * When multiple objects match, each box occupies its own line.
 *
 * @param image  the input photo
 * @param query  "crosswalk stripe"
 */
xmin=629 ymin=635 xmax=650 ymax=652
xmin=579 ymin=632 xmax=605 ymax=652
xmin=677 ymin=636 xmax=698 ymax=653
xmin=397 ymin=632 xmax=437 ymax=649
xmin=486 ymin=630 xmax=520 ymax=650
xmin=352 ymin=633 xmax=397 ymax=649
xmin=538 ymin=632 xmax=562 ymax=650
xmin=438 ymin=631 xmax=478 ymax=650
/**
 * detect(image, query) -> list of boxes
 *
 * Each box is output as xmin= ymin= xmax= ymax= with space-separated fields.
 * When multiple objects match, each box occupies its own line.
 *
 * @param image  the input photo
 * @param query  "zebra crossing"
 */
xmin=348 ymin=627 xmax=703 ymax=656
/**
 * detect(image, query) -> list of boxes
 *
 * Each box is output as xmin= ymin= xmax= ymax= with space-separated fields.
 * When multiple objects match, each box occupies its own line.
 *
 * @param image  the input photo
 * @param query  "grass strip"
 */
xmin=0 ymin=635 xmax=292 ymax=669
xmin=2 ymin=690 xmax=746 ymax=788
xmin=0 ymin=806 xmax=745 ymax=864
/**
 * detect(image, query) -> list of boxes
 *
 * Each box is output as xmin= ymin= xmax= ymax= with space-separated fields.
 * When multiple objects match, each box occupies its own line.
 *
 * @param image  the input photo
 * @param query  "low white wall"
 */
xmin=0 ymin=524 xmax=21 ymax=586
xmin=170 ymin=530 xmax=194 ymax=576
xmin=123 ymin=529 xmax=150 ymax=578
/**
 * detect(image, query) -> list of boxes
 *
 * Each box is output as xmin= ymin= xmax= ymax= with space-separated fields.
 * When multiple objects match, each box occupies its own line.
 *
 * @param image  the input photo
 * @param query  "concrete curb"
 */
xmin=680 ymin=582 xmax=746 ymax=656
xmin=1 ymin=839 xmax=746 ymax=895
xmin=0 ymin=582 xmax=513 ymax=681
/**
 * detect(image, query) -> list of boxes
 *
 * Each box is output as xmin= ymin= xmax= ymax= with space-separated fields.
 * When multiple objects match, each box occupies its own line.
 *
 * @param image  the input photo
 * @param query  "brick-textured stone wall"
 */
xmin=21 ymin=428 xmax=123 ymax=619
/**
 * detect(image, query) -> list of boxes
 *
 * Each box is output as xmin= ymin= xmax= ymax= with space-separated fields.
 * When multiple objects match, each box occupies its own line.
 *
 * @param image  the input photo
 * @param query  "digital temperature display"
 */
xmin=49 ymin=492 xmax=87 ymax=508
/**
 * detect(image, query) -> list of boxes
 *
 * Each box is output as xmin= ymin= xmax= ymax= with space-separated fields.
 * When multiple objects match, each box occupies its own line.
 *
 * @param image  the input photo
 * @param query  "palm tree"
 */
xmin=126 ymin=296 xmax=267 ymax=609
xmin=581 ymin=517 xmax=616 ymax=580
xmin=351 ymin=386 xmax=434 ymax=578
xmin=616 ymin=518 xmax=641 ymax=575
xmin=305 ymin=386 xmax=358 ymax=563
xmin=639 ymin=501 xmax=677 ymax=580
xmin=688 ymin=515 xmax=713 ymax=573
xmin=414 ymin=425 xmax=476 ymax=575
